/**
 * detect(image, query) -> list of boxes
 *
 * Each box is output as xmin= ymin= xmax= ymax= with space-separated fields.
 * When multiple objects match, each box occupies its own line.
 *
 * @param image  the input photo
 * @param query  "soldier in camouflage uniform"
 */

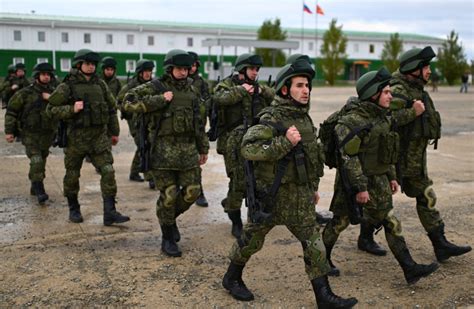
xmin=4 ymin=63 xmax=57 ymax=204
xmin=100 ymin=57 xmax=122 ymax=98
xmin=222 ymin=60 xmax=357 ymax=308
xmin=1 ymin=65 xmax=16 ymax=109
xmin=123 ymin=49 xmax=209 ymax=257
xmin=387 ymin=46 xmax=471 ymax=262
xmin=2 ymin=63 xmax=31 ymax=109
xmin=117 ymin=59 xmax=155 ymax=188
xmin=322 ymin=68 xmax=439 ymax=284
xmin=47 ymin=49 xmax=130 ymax=226
xmin=188 ymin=51 xmax=210 ymax=207
xmin=212 ymin=53 xmax=274 ymax=238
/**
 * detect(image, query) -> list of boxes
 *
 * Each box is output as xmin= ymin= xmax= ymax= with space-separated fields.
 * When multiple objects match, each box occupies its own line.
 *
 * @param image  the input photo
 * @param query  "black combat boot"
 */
xmin=148 ymin=179 xmax=156 ymax=189
xmin=103 ymin=196 xmax=130 ymax=226
xmin=228 ymin=210 xmax=243 ymax=239
xmin=316 ymin=211 xmax=332 ymax=225
xmin=195 ymin=185 xmax=208 ymax=207
xmin=222 ymin=262 xmax=254 ymax=301
xmin=160 ymin=224 xmax=182 ymax=257
xmin=358 ymin=222 xmax=387 ymax=256
xmin=428 ymin=224 xmax=472 ymax=262
xmin=311 ymin=276 xmax=358 ymax=308
xmin=129 ymin=173 xmax=144 ymax=182
xmin=67 ymin=195 xmax=83 ymax=223
xmin=325 ymin=245 xmax=340 ymax=277
xmin=32 ymin=181 xmax=49 ymax=204
xmin=395 ymin=248 xmax=439 ymax=284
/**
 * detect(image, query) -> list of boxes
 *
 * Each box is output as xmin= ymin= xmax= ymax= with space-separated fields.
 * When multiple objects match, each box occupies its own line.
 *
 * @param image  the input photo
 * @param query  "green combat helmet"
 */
xmin=188 ymin=51 xmax=200 ymax=67
xmin=135 ymin=59 xmax=155 ymax=73
xmin=101 ymin=57 xmax=117 ymax=69
xmin=15 ymin=63 xmax=26 ymax=72
xmin=356 ymin=67 xmax=392 ymax=101
xmin=32 ymin=62 xmax=55 ymax=78
xmin=399 ymin=46 xmax=436 ymax=74
xmin=286 ymin=53 xmax=312 ymax=65
xmin=275 ymin=59 xmax=315 ymax=94
xmin=7 ymin=64 xmax=16 ymax=74
xmin=163 ymin=49 xmax=194 ymax=70
xmin=72 ymin=49 xmax=100 ymax=67
xmin=234 ymin=53 xmax=263 ymax=72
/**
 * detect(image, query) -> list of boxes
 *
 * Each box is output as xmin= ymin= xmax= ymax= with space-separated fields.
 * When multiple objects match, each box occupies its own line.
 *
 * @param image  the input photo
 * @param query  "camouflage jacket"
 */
xmin=117 ymin=76 xmax=149 ymax=119
xmin=47 ymin=69 xmax=120 ymax=139
xmin=123 ymin=73 xmax=209 ymax=170
xmin=2 ymin=76 xmax=31 ymax=104
xmin=100 ymin=73 xmax=122 ymax=98
xmin=390 ymin=71 xmax=440 ymax=177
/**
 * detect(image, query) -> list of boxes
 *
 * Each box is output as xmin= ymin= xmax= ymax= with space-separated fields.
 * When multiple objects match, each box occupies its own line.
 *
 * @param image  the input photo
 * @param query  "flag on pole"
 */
xmin=303 ymin=3 xmax=313 ymax=14
xmin=316 ymin=4 xmax=324 ymax=15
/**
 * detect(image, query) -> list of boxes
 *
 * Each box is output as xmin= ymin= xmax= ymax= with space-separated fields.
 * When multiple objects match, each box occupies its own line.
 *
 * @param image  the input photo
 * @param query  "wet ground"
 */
xmin=1 ymin=86 xmax=473 ymax=308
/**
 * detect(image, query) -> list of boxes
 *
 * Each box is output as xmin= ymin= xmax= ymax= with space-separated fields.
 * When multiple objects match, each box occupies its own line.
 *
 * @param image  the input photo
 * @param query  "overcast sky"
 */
xmin=1 ymin=0 xmax=473 ymax=59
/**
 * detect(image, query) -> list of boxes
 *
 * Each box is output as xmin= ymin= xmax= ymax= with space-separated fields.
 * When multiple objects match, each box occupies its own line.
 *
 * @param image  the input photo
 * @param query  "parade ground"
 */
xmin=1 ymin=86 xmax=473 ymax=308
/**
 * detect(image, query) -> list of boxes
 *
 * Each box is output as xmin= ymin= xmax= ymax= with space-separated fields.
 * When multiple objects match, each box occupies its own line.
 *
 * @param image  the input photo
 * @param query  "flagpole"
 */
xmin=301 ymin=0 xmax=305 ymax=53
xmin=314 ymin=0 xmax=318 ymax=80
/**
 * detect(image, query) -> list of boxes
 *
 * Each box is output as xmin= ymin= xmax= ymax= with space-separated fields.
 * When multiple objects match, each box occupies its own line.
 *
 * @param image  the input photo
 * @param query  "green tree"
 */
xmin=320 ymin=19 xmax=348 ymax=85
xmin=436 ymin=30 xmax=467 ymax=85
xmin=255 ymin=18 xmax=287 ymax=67
xmin=381 ymin=33 xmax=404 ymax=73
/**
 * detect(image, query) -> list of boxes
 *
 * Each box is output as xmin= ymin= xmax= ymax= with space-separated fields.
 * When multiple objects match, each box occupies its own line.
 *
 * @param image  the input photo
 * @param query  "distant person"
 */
xmin=100 ymin=57 xmax=122 ymax=98
xmin=430 ymin=69 xmax=439 ymax=92
xmin=460 ymin=72 xmax=469 ymax=93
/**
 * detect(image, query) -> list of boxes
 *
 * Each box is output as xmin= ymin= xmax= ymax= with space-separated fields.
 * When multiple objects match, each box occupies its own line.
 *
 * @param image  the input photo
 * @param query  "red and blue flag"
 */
xmin=303 ymin=3 xmax=313 ymax=14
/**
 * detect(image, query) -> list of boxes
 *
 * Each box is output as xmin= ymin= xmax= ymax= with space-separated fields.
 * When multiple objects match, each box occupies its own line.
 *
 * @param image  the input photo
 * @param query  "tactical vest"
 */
xmin=254 ymin=108 xmax=323 ymax=185
xmin=68 ymin=80 xmax=109 ymax=128
xmin=21 ymin=86 xmax=55 ymax=132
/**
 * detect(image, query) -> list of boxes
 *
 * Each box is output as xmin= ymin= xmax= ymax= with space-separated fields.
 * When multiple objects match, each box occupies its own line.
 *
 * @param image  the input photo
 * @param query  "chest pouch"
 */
xmin=378 ymin=131 xmax=399 ymax=164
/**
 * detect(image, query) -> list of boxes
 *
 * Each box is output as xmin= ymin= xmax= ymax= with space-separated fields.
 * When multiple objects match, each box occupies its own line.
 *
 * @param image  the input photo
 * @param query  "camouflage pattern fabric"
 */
xmin=228 ymin=96 xmax=330 ymax=280
xmin=101 ymin=73 xmax=122 ymax=98
xmin=390 ymin=71 xmax=443 ymax=233
xmin=189 ymin=71 xmax=210 ymax=126
xmin=47 ymin=68 xmax=120 ymax=198
xmin=2 ymin=76 xmax=31 ymax=107
xmin=5 ymin=82 xmax=57 ymax=182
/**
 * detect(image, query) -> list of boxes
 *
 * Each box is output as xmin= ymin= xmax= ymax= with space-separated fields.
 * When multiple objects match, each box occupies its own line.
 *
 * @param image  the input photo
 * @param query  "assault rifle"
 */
xmin=206 ymin=76 xmax=220 ymax=141
xmin=138 ymin=112 xmax=150 ymax=173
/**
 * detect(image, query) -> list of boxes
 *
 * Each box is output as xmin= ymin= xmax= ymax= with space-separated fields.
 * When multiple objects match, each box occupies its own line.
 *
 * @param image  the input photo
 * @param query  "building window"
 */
xmin=61 ymin=32 xmax=69 ymax=43
xmin=353 ymin=43 xmax=359 ymax=53
xmin=106 ymin=34 xmax=113 ymax=44
xmin=37 ymin=58 xmax=48 ymax=64
xmin=308 ymin=42 xmax=314 ymax=51
xmin=38 ymin=31 xmax=46 ymax=42
xmin=60 ymin=58 xmax=71 ymax=72
xmin=148 ymin=35 xmax=154 ymax=46
xmin=127 ymin=34 xmax=134 ymax=45
xmin=187 ymin=37 xmax=193 ymax=47
xmin=126 ymin=60 xmax=136 ymax=72
xmin=369 ymin=44 xmax=375 ymax=54
xmin=84 ymin=33 xmax=91 ymax=44
xmin=13 ymin=30 xmax=22 ymax=41
xmin=13 ymin=57 xmax=25 ymax=65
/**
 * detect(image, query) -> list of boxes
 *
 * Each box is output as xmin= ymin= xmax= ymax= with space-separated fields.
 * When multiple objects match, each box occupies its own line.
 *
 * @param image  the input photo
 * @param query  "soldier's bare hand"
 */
xmin=286 ymin=125 xmax=301 ymax=146
xmin=390 ymin=180 xmax=399 ymax=194
xmin=11 ymin=84 xmax=19 ymax=91
xmin=242 ymin=83 xmax=254 ymax=94
xmin=74 ymin=101 xmax=84 ymax=113
xmin=111 ymin=136 xmax=119 ymax=146
xmin=199 ymin=154 xmax=208 ymax=165
xmin=42 ymin=93 xmax=51 ymax=101
xmin=413 ymin=100 xmax=425 ymax=116
xmin=356 ymin=191 xmax=370 ymax=204
xmin=163 ymin=91 xmax=173 ymax=102
xmin=5 ymin=134 xmax=14 ymax=143
xmin=313 ymin=191 xmax=320 ymax=205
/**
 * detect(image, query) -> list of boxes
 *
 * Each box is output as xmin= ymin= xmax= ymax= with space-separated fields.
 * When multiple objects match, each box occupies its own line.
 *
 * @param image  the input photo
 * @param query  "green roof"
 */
xmin=0 ymin=12 xmax=443 ymax=42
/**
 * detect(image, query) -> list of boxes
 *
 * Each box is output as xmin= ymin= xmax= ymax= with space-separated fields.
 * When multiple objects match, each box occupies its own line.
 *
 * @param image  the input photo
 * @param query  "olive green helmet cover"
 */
xmin=399 ymin=46 xmax=436 ymax=74
xmin=356 ymin=67 xmax=392 ymax=101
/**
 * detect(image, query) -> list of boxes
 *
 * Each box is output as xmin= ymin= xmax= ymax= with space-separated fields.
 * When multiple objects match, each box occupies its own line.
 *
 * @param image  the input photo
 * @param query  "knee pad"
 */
xmin=162 ymin=185 xmax=178 ymax=208
xmin=182 ymin=184 xmax=201 ymax=203
xmin=382 ymin=210 xmax=402 ymax=237
xmin=30 ymin=154 xmax=44 ymax=165
xmin=423 ymin=186 xmax=437 ymax=209
xmin=240 ymin=232 xmax=265 ymax=259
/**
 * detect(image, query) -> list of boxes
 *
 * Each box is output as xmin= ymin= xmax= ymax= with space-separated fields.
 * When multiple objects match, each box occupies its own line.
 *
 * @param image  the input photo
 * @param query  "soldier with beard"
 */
xmin=5 ymin=63 xmax=57 ymax=204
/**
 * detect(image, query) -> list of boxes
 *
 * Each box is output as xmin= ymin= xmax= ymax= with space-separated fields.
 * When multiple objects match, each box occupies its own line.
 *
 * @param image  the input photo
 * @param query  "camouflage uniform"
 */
xmin=2 ymin=74 xmax=30 ymax=108
xmin=101 ymin=73 xmax=121 ymax=98
xmin=5 ymin=78 xmax=57 ymax=202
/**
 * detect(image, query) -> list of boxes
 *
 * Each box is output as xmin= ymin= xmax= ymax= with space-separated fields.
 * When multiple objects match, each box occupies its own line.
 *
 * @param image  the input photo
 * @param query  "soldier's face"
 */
xmin=81 ymin=61 xmax=96 ymax=75
xmin=38 ymin=72 xmax=51 ymax=84
xmin=377 ymin=85 xmax=392 ymax=108
xmin=289 ymin=76 xmax=310 ymax=104
xmin=171 ymin=66 xmax=189 ymax=80
xmin=189 ymin=63 xmax=198 ymax=75
xmin=16 ymin=69 xmax=25 ymax=77
xmin=141 ymin=70 xmax=153 ymax=81
xmin=422 ymin=65 xmax=431 ymax=81
xmin=104 ymin=67 xmax=115 ymax=78
xmin=245 ymin=66 xmax=259 ymax=81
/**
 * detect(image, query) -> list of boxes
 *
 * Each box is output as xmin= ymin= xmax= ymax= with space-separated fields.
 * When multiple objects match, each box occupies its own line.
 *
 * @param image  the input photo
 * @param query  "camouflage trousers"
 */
xmin=229 ymin=183 xmax=330 ymax=280
xmin=401 ymin=175 xmax=443 ymax=233
xmin=152 ymin=167 xmax=201 ymax=226
xmin=128 ymin=118 xmax=152 ymax=181
xmin=63 ymin=147 xmax=117 ymax=198
xmin=25 ymin=146 xmax=50 ymax=182
xmin=323 ymin=174 xmax=411 ymax=263
xmin=222 ymin=128 xmax=246 ymax=212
